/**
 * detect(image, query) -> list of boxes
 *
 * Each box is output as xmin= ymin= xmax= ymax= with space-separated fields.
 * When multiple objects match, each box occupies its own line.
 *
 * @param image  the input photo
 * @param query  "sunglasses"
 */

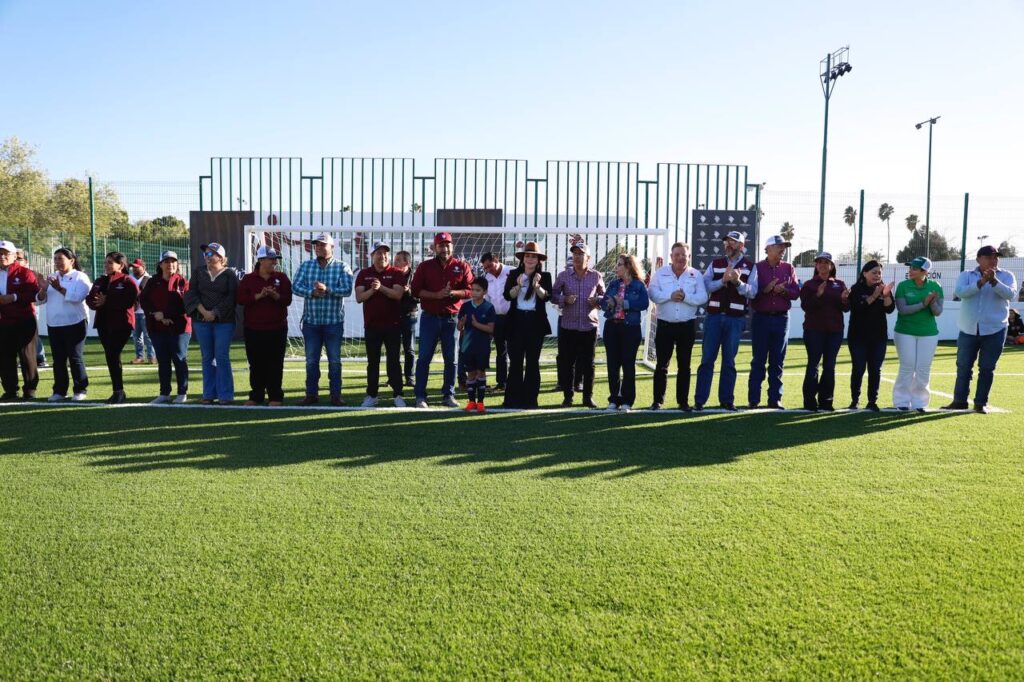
xmin=203 ymin=251 xmax=218 ymax=258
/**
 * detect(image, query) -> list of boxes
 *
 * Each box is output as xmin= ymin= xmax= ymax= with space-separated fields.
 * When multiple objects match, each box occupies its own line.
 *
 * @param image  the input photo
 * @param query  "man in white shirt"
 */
xmin=128 ymin=258 xmax=155 ymax=364
xmin=481 ymin=252 xmax=511 ymax=391
xmin=647 ymin=242 xmax=708 ymax=410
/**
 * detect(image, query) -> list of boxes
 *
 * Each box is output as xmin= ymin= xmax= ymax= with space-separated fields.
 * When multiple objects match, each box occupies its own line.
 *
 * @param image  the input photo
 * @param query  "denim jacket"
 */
xmin=601 ymin=277 xmax=650 ymax=326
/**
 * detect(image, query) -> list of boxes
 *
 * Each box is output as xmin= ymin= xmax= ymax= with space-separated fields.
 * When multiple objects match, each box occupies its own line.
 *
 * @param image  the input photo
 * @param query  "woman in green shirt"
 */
xmin=892 ymin=257 xmax=944 ymax=411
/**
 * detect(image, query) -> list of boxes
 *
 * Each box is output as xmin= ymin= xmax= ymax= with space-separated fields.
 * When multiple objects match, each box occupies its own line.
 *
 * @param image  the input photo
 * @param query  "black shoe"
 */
xmin=649 ymin=403 xmax=662 ymax=411
xmin=493 ymin=384 xmax=506 ymax=393
xmin=720 ymin=403 xmax=737 ymax=412
xmin=865 ymin=402 xmax=880 ymax=412
xmin=693 ymin=404 xmax=704 ymax=412
xmin=803 ymin=403 xmax=818 ymax=412
xmin=767 ymin=401 xmax=784 ymax=410
xmin=0 ymin=393 xmax=19 ymax=402
xmin=848 ymin=401 xmax=859 ymax=410
xmin=553 ymin=383 xmax=563 ymax=392
xmin=916 ymin=408 xmax=927 ymax=413
xmin=747 ymin=402 xmax=760 ymax=409
xmin=679 ymin=404 xmax=692 ymax=412
xmin=404 ymin=376 xmax=414 ymax=387
xmin=897 ymin=406 xmax=910 ymax=412
xmin=582 ymin=398 xmax=599 ymax=409
xmin=106 ymin=391 xmax=126 ymax=405
xmin=560 ymin=397 xmax=573 ymax=408
xmin=819 ymin=403 xmax=835 ymax=412
xmin=974 ymin=404 xmax=989 ymax=414
xmin=940 ymin=401 xmax=969 ymax=410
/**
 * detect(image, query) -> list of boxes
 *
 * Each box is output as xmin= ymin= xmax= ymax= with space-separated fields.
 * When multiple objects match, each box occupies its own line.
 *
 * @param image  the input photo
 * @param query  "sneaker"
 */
xmin=360 ymin=395 xmax=379 ymax=408
xmin=940 ymin=401 xmax=969 ymax=410
xmin=465 ymin=401 xmax=478 ymax=412
xmin=47 ymin=393 xmax=65 ymax=403
xmin=896 ymin=406 xmax=910 ymax=412
xmin=679 ymin=404 xmax=693 ymax=412
xmin=720 ymin=403 xmax=737 ymax=412
xmin=649 ymin=403 xmax=662 ymax=411
xmin=767 ymin=401 xmax=784 ymax=410
xmin=131 ymin=358 xmax=145 ymax=365
xmin=582 ymin=398 xmax=599 ymax=409
xmin=172 ymin=394 xmax=188 ymax=404
xmin=819 ymin=404 xmax=835 ymax=412
xmin=0 ymin=393 xmax=18 ymax=402
xmin=605 ymin=403 xmax=618 ymax=412
xmin=71 ymin=392 xmax=87 ymax=402
xmin=415 ymin=399 xmax=429 ymax=409
xmin=475 ymin=402 xmax=486 ymax=413
xmin=394 ymin=396 xmax=407 ymax=408
xmin=693 ymin=404 xmax=704 ymax=412
xmin=299 ymin=395 xmax=319 ymax=406
xmin=848 ymin=401 xmax=859 ymax=410
xmin=268 ymin=401 xmax=284 ymax=407
xmin=442 ymin=396 xmax=459 ymax=409
xmin=147 ymin=358 xmax=156 ymax=365
xmin=618 ymin=404 xmax=632 ymax=412
xmin=915 ymin=408 xmax=927 ymax=413
xmin=37 ymin=361 xmax=49 ymax=368
xmin=747 ymin=403 xmax=760 ymax=410
xmin=151 ymin=395 xmax=172 ymax=404
xmin=106 ymin=391 xmax=126 ymax=405
xmin=560 ymin=397 xmax=573 ymax=408
xmin=974 ymin=404 xmax=989 ymax=414
xmin=404 ymin=376 xmax=414 ymax=387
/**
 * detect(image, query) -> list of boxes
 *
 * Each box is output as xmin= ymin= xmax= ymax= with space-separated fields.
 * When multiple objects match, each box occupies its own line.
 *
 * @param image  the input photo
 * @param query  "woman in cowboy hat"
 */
xmin=502 ymin=241 xmax=553 ymax=409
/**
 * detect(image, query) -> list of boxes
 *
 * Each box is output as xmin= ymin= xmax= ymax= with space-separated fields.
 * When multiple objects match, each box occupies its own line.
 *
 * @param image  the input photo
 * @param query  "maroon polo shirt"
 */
xmin=237 ymin=271 xmax=293 ymax=331
xmin=410 ymin=256 xmax=473 ymax=316
xmin=356 ymin=265 xmax=404 ymax=330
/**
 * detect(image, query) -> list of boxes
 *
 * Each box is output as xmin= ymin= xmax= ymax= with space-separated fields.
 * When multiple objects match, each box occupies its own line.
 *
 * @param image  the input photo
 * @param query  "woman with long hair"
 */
xmin=502 ymin=241 xmax=553 ymax=409
xmin=37 ymin=247 xmax=92 ymax=402
xmin=86 ymin=251 xmax=139 ymax=404
xmin=600 ymin=253 xmax=649 ymax=412
xmin=799 ymin=252 xmax=850 ymax=411
xmin=846 ymin=260 xmax=894 ymax=411
xmin=140 ymin=251 xmax=191 ymax=403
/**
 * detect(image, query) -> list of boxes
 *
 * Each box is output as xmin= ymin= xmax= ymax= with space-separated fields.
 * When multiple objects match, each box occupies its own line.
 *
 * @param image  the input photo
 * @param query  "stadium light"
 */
xmin=817 ymin=46 xmax=853 ymax=253
xmin=916 ymin=116 xmax=941 ymax=259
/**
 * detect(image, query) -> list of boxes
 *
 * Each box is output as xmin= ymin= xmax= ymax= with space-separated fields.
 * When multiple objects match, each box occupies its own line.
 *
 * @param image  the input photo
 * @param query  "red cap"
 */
xmin=131 ymin=258 xmax=145 ymax=267
xmin=433 ymin=232 xmax=453 ymax=244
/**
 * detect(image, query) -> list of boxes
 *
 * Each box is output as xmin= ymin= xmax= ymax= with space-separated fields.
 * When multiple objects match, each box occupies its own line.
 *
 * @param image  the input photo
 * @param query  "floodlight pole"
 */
xmin=817 ymin=46 xmax=852 ymax=253
xmin=916 ymin=116 xmax=940 ymax=259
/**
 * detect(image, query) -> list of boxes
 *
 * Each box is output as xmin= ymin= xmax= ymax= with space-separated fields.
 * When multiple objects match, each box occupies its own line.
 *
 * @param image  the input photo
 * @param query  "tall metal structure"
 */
xmin=817 ymin=46 xmax=853 ymax=253
xmin=915 ymin=116 xmax=941 ymax=259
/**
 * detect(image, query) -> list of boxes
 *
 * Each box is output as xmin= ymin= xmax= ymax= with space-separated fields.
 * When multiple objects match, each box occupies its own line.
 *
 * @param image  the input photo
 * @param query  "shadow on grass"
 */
xmin=1 ymin=404 xmax=967 ymax=479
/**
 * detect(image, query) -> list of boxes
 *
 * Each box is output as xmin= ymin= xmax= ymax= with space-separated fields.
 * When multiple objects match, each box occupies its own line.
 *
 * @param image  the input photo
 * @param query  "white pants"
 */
xmin=893 ymin=332 xmax=939 ymax=409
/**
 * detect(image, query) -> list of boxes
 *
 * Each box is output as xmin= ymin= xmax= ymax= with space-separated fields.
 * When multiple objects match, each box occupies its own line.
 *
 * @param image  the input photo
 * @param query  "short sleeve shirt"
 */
xmin=894 ymin=278 xmax=944 ymax=337
xmin=458 ymin=299 xmax=496 ymax=353
xmin=356 ymin=265 xmax=404 ymax=330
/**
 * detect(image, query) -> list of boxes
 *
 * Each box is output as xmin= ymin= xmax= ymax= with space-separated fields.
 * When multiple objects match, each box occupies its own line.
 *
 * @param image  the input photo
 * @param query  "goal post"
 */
xmin=243 ymin=224 xmax=670 ymax=368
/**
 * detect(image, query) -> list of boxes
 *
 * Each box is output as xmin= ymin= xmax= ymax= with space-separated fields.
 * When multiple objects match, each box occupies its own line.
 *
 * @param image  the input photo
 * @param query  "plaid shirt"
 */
xmin=292 ymin=257 xmax=354 ymax=325
xmin=551 ymin=267 xmax=605 ymax=331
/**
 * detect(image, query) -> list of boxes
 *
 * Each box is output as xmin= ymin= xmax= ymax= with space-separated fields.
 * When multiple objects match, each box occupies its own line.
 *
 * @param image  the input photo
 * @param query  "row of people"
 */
xmin=0 ymin=234 xmax=1017 ymax=412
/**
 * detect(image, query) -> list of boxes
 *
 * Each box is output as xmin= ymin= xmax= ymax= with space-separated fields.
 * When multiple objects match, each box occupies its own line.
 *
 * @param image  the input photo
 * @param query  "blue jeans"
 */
xmin=415 ymin=312 xmax=457 ymax=402
xmin=302 ymin=321 xmax=344 ymax=398
xmin=695 ymin=314 xmax=747 ymax=406
xmin=193 ymin=321 xmax=236 ymax=401
xmin=802 ymin=329 xmax=843 ymax=409
xmin=151 ymin=332 xmax=190 ymax=396
xmin=748 ymin=312 xmax=789 ymax=405
xmin=848 ymin=338 xmax=887 ymax=404
xmin=954 ymin=330 xmax=1006 ymax=407
xmin=132 ymin=313 xmax=155 ymax=360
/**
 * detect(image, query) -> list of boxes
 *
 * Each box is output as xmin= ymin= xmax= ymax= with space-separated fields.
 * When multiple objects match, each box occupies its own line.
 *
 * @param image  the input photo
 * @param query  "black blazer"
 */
xmin=503 ymin=267 xmax=553 ymax=336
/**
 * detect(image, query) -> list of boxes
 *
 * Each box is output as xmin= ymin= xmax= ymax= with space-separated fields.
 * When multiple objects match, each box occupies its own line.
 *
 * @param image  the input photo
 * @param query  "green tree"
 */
xmin=41 ymin=178 xmax=129 ymax=239
xmin=119 ymin=215 xmax=189 ymax=241
xmin=998 ymin=240 xmax=1018 ymax=257
xmin=793 ymin=249 xmax=817 ymax=267
xmin=0 ymin=137 xmax=49 ymax=231
xmin=905 ymin=214 xmax=919 ymax=234
xmin=864 ymin=250 xmax=886 ymax=264
xmin=843 ymin=206 xmax=858 ymax=257
xmin=779 ymin=222 xmax=795 ymax=242
xmin=895 ymin=230 xmax=961 ymax=263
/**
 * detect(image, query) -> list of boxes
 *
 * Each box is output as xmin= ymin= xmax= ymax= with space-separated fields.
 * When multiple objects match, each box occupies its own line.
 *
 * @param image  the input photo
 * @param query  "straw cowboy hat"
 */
xmin=515 ymin=241 xmax=547 ymax=261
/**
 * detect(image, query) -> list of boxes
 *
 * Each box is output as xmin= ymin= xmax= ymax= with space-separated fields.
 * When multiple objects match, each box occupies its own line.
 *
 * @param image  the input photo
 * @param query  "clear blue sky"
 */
xmin=2 ymin=0 xmax=1022 ymax=202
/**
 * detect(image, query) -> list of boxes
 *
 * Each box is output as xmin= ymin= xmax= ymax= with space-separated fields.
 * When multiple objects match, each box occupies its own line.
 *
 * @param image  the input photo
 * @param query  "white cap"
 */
xmin=312 ymin=232 xmax=335 ymax=246
xmin=0 ymin=240 xmax=18 ymax=253
xmin=256 ymin=246 xmax=281 ymax=260
xmin=160 ymin=250 xmax=179 ymax=262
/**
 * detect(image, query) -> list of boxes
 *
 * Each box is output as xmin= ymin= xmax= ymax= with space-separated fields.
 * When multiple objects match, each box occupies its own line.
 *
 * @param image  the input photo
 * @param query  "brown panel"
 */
xmin=188 ymin=211 xmax=255 ymax=272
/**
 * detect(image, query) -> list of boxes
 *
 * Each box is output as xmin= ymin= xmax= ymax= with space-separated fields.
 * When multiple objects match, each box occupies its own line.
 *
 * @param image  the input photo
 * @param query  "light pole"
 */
xmin=817 ymin=46 xmax=853 ymax=253
xmin=915 ymin=116 xmax=940 ymax=259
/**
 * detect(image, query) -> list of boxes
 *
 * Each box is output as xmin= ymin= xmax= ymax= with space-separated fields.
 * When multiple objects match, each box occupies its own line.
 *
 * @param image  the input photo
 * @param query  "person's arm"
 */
xmin=381 ymin=282 xmax=405 ymax=301
xmin=455 ymin=266 xmax=474 ymax=300
xmin=647 ymin=270 xmax=669 ymax=304
xmin=329 ymin=263 xmax=354 ymax=298
xmin=929 ymin=288 xmax=944 ymax=317
xmin=551 ymin=271 xmax=567 ymax=306
xmin=591 ymin=276 xmax=606 ymax=308
xmin=688 ymin=271 xmax=709 ymax=307
xmin=622 ymin=280 xmax=649 ymax=311
xmin=895 ymin=292 xmax=925 ymax=315
xmin=182 ymin=270 xmax=201 ymax=314
xmin=85 ymin=280 xmax=104 ymax=310
xmin=532 ymin=272 xmax=551 ymax=301
xmin=236 ymin=276 xmax=256 ymax=306
xmin=955 ymin=271 xmax=979 ymax=299
xmin=799 ymin=280 xmax=819 ymax=311
xmin=839 ymin=282 xmax=851 ymax=312
xmin=64 ymin=274 xmax=91 ymax=304
xmin=783 ymin=269 xmax=801 ymax=300
xmin=504 ymin=269 xmax=520 ymax=302
xmin=291 ymin=262 xmax=313 ymax=297
xmin=472 ymin=307 xmax=496 ymax=335
xmin=742 ymin=267 xmax=759 ymax=300
xmin=992 ymin=271 xmax=1017 ymax=300
xmin=277 ymin=275 xmax=293 ymax=308
xmin=123 ymin=278 xmax=140 ymax=310
xmin=704 ymin=262 xmax=723 ymax=293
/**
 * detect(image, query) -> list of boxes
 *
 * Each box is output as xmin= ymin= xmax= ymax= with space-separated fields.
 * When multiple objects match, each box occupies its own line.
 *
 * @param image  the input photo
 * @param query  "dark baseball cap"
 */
xmin=977 ymin=245 xmax=1000 ymax=258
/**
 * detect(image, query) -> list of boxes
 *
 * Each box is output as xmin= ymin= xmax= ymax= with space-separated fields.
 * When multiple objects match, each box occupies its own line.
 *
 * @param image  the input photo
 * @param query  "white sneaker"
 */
xmin=151 ymin=395 xmax=172 ymax=404
xmin=442 ymin=396 xmax=460 ymax=408
xmin=47 ymin=393 xmax=65 ymax=402
xmin=606 ymin=403 xmax=618 ymax=412
xmin=172 ymin=394 xmax=188 ymax=404
xmin=71 ymin=392 xmax=87 ymax=402
xmin=394 ymin=396 xmax=407 ymax=408
xmin=415 ymin=399 xmax=429 ymax=409
xmin=618 ymin=404 xmax=632 ymax=412
xmin=360 ymin=395 xmax=378 ymax=408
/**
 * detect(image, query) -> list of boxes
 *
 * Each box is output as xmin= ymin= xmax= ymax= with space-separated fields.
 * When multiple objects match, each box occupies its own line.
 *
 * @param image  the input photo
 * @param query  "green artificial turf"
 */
xmin=0 ymin=341 xmax=1022 ymax=678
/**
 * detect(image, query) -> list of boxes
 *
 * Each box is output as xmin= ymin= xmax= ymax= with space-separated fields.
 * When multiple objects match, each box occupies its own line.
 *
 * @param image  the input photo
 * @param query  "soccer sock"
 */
xmin=476 ymin=379 xmax=486 ymax=405
xmin=468 ymin=381 xmax=477 ymax=402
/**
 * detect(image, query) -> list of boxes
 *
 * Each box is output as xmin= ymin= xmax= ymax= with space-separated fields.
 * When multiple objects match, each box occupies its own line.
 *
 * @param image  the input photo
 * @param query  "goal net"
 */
xmin=243 ymin=225 xmax=669 ymax=369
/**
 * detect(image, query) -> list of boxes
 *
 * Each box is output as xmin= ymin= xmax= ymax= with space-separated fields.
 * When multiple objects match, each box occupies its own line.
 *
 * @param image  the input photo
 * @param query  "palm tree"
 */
xmin=905 ymin=214 xmax=919 ymax=234
xmin=865 ymin=250 xmax=886 ymax=264
xmin=779 ymin=222 xmax=795 ymax=260
xmin=878 ymin=203 xmax=895 ymax=263
xmin=843 ymin=206 xmax=858 ymax=258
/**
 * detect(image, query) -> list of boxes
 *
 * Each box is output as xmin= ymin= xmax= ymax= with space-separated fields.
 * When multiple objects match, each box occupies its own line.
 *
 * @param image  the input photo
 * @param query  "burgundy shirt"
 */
xmin=356 ymin=265 xmax=404 ymax=330
xmin=800 ymin=276 xmax=850 ymax=334
xmin=237 ymin=271 xmax=293 ymax=331
xmin=750 ymin=260 xmax=801 ymax=314
xmin=410 ymin=257 xmax=474 ymax=316
xmin=87 ymin=272 xmax=139 ymax=332
xmin=0 ymin=262 xmax=39 ymax=325
xmin=139 ymin=273 xmax=192 ymax=335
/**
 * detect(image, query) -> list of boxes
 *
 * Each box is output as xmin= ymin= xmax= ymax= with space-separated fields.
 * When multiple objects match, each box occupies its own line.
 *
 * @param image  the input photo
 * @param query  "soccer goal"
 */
xmin=244 ymin=225 xmax=670 ymax=369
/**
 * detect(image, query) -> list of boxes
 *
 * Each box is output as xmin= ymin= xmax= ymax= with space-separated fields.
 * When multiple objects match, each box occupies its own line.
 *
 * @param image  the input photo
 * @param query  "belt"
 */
xmin=515 ymin=309 xmax=538 ymax=314
xmin=756 ymin=310 xmax=789 ymax=317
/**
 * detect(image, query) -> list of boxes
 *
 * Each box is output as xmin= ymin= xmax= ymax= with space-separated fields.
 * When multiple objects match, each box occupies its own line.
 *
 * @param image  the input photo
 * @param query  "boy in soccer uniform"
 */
xmin=457 ymin=279 xmax=496 ymax=413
